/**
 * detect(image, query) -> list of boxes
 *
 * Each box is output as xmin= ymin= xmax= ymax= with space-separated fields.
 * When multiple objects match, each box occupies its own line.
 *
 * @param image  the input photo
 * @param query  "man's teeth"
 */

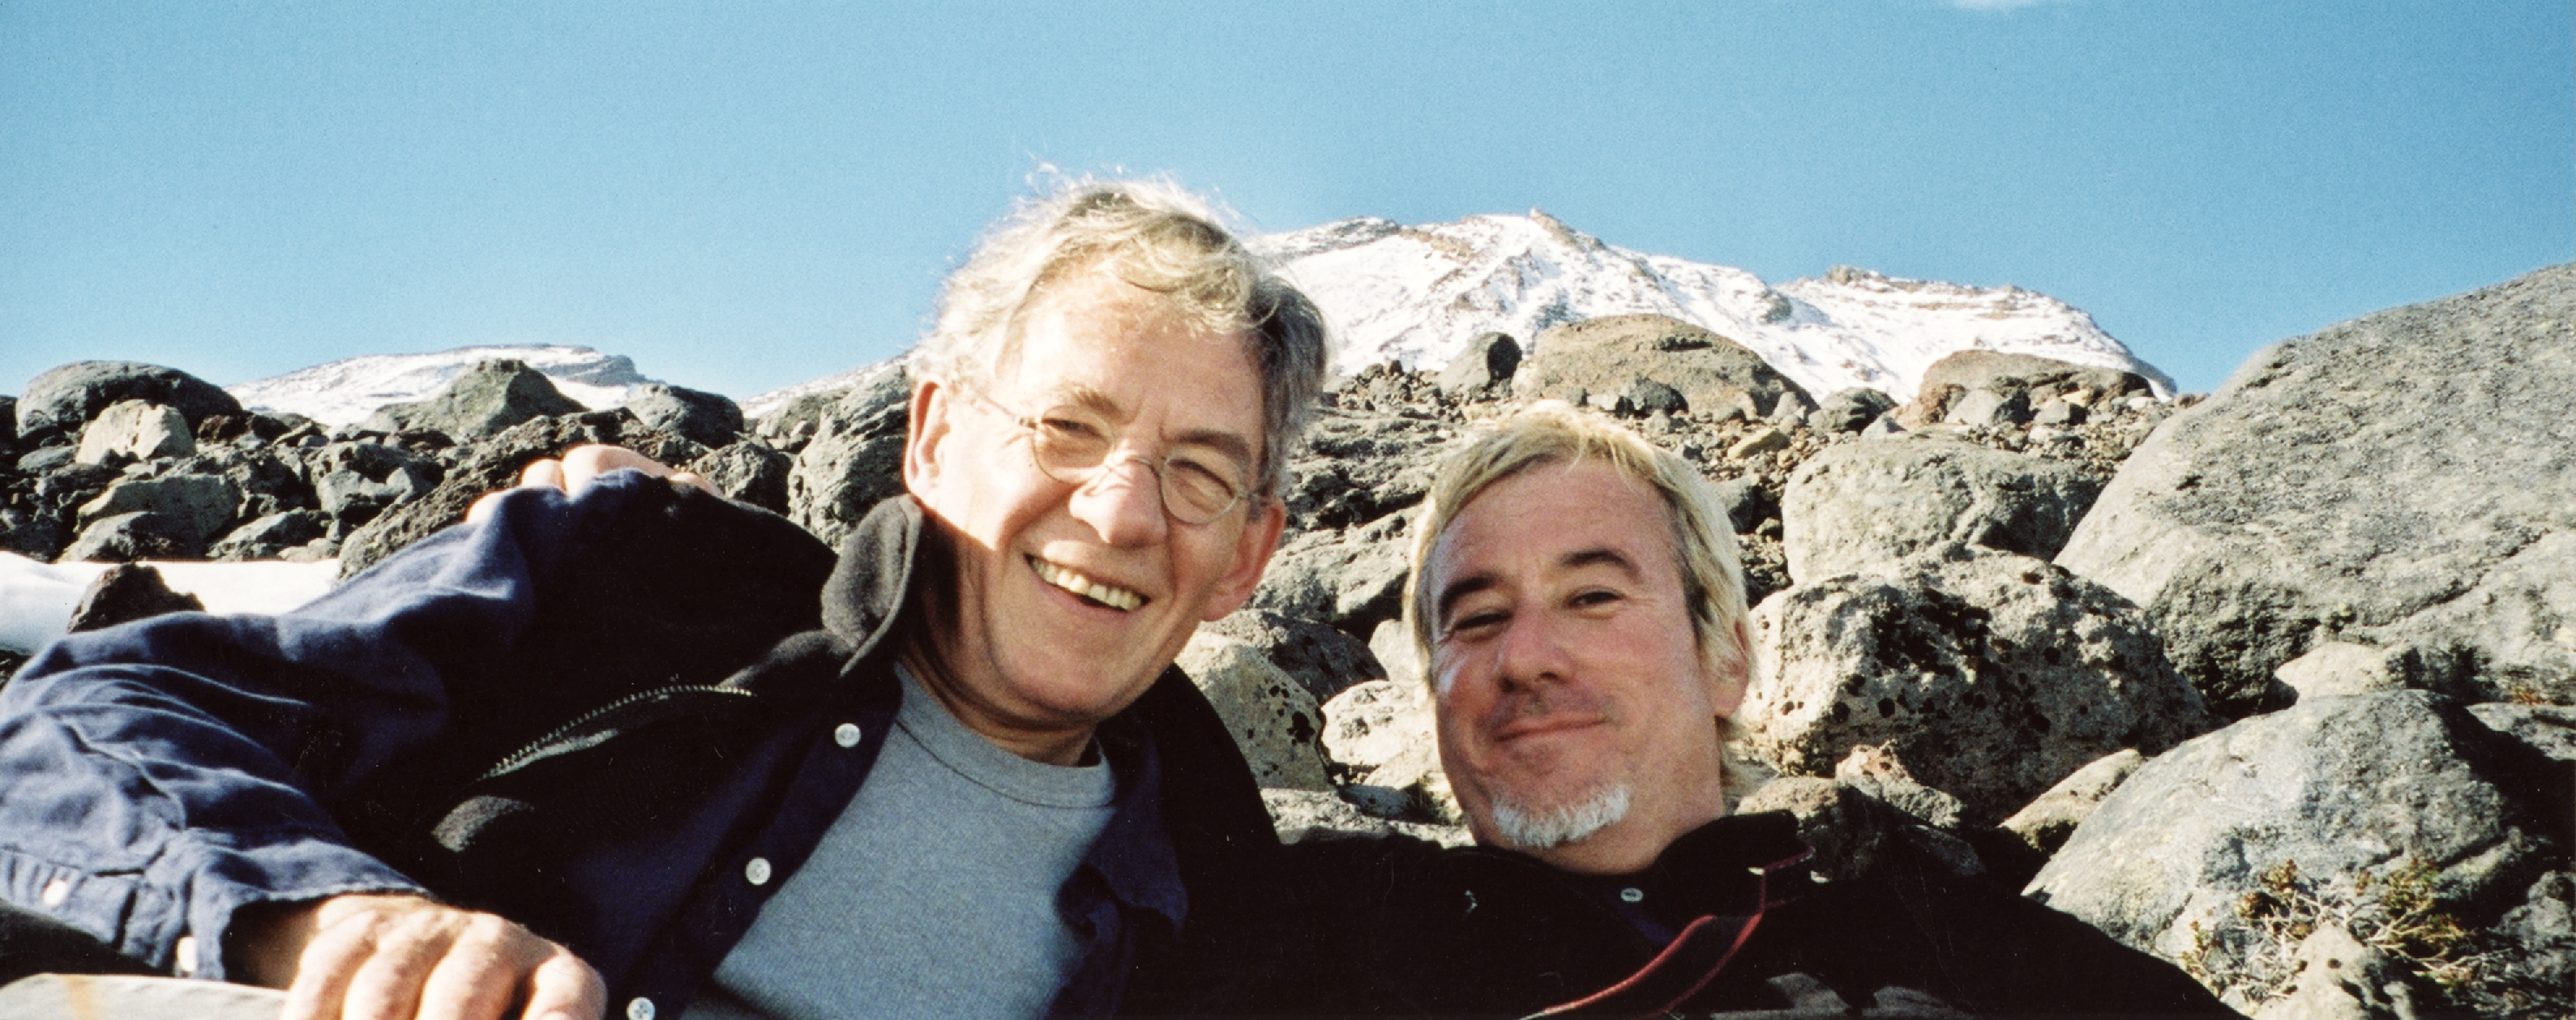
xmin=1032 ymin=559 xmax=1145 ymax=611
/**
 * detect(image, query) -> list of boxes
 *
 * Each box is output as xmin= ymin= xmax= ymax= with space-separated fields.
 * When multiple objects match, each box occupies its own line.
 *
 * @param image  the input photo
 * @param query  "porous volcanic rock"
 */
xmin=1739 ymin=544 xmax=2218 ymax=823
xmin=785 ymin=366 xmax=909 ymax=549
xmin=1783 ymin=439 xmax=2104 ymax=583
xmin=2026 ymin=689 xmax=2571 ymax=1015
xmin=2057 ymin=264 xmax=2576 ymax=712
xmin=1177 ymin=631 xmax=1333 ymax=791
xmin=1201 ymin=608 xmax=1385 ymax=705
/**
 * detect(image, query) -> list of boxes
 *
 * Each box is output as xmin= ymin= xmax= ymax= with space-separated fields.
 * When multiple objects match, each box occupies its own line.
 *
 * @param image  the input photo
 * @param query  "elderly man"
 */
xmin=0 ymin=180 xmax=1327 ymax=1020
xmin=1280 ymin=404 xmax=2231 ymax=1017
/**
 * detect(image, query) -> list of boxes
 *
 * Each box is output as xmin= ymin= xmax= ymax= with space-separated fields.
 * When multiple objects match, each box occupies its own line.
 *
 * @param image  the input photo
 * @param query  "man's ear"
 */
xmin=1706 ymin=616 xmax=1755 ymax=719
xmin=902 ymin=379 xmax=954 ymax=500
xmin=1201 ymin=495 xmax=1288 ymax=622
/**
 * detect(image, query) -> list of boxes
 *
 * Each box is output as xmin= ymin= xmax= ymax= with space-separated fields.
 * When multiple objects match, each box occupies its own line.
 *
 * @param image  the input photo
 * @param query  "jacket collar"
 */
xmin=819 ymin=496 xmax=927 ymax=657
xmin=818 ymin=494 xmax=1195 ymax=931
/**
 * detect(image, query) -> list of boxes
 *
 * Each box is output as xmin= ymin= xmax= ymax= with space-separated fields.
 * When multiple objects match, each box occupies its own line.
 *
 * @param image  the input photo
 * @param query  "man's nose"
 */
xmin=1492 ymin=608 xmax=1572 ymax=690
xmin=1067 ymin=453 xmax=1168 ymax=547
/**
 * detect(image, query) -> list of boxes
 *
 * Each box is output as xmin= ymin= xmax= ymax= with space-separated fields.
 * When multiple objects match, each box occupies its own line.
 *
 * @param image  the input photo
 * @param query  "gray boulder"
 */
xmin=1781 ymin=440 xmax=2104 ymax=583
xmin=2057 ymin=264 xmax=2576 ymax=712
xmin=2466 ymin=703 xmax=2576 ymax=763
xmin=623 ymin=383 xmax=744 ymax=448
xmin=309 ymin=442 xmax=441 ymax=527
xmin=1201 ymin=608 xmax=1384 ymax=705
xmin=77 ymin=474 xmax=244 ymax=546
xmin=1518 ymin=314 xmax=1812 ymax=421
xmin=74 ymin=400 xmax=195 ymax=466
xmin=2247 ymin=923 xmax=2427 ymax=1020
xmin=1320 ymin=678 xmax=1458 ymax=823
xmin=209 ymin=510 xmax=331 ymax=560
xmin=786 ymin=366 xmax=909 ymax=549
xmin=2025 ymin=689 xmax=2569 ymax=1014
xmin=362 ymin=359 xmax=587 ymax=440
xmin=15 ymin=361 xmax=241 ymax=446
xmin=1281 ymin=409 xmax=1450 ymax=533
xmin=1707 ymin=478 xmax=1776 ymax=536
xmin=66 ymin=563 xmax=204 ymax=633
xmin=2031 ymin=398 xmax=2087 ymax=427
xmin=1368 ymin=619 xmax=1422 ymax=689
xmin=690 ymin=441 xmax=793 ymax=514
xmin=1918 ymin=350 xmax=2156 ymax=403
xmin=1944 ymin=387 xmax=2031 ymax=428
xmin=60 ymin=511 xmax=202 ymax=561
xmin=1808 ymin=388 xmax=1897 ymax=434
xmin=1251 ymin=511 xmax=1413 ymax=630
xmin=1176 ymin=632 xmax=1333 ymax=791
xmin=1998 ymin=748 xmax=2144 ymax=856
xmin=1435 ymin=332 xmax=1521 ymax=393
xmin=1739 ymin=544 xmax=2218 ymax=822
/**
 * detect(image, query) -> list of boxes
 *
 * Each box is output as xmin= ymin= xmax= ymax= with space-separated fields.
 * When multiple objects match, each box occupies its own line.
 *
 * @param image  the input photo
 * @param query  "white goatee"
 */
xmin=1487 ymin=783 xmax=1633 ymax=850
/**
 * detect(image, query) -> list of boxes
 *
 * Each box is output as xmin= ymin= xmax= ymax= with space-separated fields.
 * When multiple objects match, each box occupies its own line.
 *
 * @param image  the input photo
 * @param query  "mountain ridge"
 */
xmin=225 ymin=211 xmax=2171 ymax=423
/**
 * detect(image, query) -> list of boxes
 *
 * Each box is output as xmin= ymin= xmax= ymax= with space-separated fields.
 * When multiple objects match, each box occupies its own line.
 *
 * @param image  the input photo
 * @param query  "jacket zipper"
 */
xmin=478 ymin=684 xmax=756 ymax=782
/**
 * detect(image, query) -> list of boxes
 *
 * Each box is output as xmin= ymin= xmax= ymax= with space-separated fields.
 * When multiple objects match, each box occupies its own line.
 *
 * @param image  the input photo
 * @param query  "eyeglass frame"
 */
xmin=958 ymin=386 xmax=1261 ymax=526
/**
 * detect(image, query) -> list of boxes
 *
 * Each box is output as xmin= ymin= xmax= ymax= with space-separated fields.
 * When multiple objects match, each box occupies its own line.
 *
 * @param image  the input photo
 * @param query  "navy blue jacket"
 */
xmin=0 ymin=474 xmax=1286 ymax=1017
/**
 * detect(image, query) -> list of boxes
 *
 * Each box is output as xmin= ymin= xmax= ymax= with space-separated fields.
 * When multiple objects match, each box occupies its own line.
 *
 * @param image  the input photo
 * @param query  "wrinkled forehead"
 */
xmin=1431 ymin=457 xmax=1686 ymax=585
xmin=993 ymin=273 xmax=1244 ymax=393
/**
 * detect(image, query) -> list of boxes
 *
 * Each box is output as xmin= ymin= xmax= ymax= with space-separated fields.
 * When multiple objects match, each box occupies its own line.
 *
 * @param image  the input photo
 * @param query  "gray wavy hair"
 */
xmin=911 ymin=178 xmax=1329 ymax=498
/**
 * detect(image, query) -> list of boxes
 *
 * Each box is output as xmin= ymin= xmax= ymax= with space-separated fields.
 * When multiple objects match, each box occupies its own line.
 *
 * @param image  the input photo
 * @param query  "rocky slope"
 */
xmin=2 ymin=268 xmax=2571 ymax=1017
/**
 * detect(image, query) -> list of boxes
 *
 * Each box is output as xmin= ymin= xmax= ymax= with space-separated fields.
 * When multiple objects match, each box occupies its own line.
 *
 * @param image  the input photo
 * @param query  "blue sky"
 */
xmin=4 ymin=0 xmax=2568 ymax=399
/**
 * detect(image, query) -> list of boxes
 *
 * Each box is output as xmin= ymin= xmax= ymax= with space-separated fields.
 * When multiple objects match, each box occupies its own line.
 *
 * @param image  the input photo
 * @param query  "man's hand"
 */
xmin=231 ymin=894 xmax=606 ymax=1020
xmin=466 ymin=445 xmax=710 ymax=525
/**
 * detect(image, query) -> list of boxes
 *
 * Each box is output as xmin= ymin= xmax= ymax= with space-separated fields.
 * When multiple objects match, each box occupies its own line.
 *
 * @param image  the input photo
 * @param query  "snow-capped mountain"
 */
xmin=228 ymin=346 xmax=654 ymax=426
xmin=231 ymin=214 xmax=2169 ymax=426
xmin=1261 ymin=212 xmax=2171 ymax=402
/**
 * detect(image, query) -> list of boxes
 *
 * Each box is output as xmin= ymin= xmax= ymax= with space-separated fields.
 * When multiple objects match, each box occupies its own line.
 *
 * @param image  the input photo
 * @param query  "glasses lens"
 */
xmin=1025 ymin=409 xmax=1114 ymax=480
xmin=1161 ymin=453 xmax=1248 ymax=524
xmin=1018 ymin=402 xmax=1250 ymax=523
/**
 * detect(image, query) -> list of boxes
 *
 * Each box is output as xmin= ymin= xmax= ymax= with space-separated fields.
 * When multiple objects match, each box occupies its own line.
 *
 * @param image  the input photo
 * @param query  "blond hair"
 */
xmin=1402 ymin=401 xmax=1763 ymax=796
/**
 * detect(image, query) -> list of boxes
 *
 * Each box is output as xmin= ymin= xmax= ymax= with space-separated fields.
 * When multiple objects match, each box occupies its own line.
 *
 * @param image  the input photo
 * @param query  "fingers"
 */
xmin=414 ymin=915 xmax=603 ymax=1020
xmin=272 ymin=895 xmax=603 ymax=1020
xmin=465 ymin=446 xmax=710 ymax=525
xmin=522 ymin=950 xmax=610 ymax=1020
xmin=518 ymin=459 xmax=568 ymax=492
xmin=559 ymin=446 xmax=714 ymax=497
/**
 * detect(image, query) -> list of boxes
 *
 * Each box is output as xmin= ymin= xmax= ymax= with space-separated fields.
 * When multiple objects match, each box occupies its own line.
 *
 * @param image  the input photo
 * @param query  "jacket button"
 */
xmin=834 ymin=722 xmax=862 ymax=748
xmin=1619 ymin=887 xmax=1643 ymax=903
xmin=173 ymin=935 xmax=198 ymax=976
xmin=626 ymin=997 xmax=657 ymax=1020
xmin=38 ymin=879 xmax=69 ymax=908
xmin=745 ymin=857 xmax=773 ymax=886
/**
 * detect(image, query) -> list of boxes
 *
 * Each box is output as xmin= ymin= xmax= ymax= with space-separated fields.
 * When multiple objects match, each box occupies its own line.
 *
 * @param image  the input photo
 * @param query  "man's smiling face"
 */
xmin=1426 ymin=459 xmax=1740 ymax=872
xmin=902 ymin=268 xmax=1284 ymax=763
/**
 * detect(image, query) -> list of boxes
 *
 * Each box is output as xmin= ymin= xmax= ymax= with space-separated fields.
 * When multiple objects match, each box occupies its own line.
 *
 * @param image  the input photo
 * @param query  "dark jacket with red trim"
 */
xmin=1272 ymin=812 xmax=2238 ymax=1018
